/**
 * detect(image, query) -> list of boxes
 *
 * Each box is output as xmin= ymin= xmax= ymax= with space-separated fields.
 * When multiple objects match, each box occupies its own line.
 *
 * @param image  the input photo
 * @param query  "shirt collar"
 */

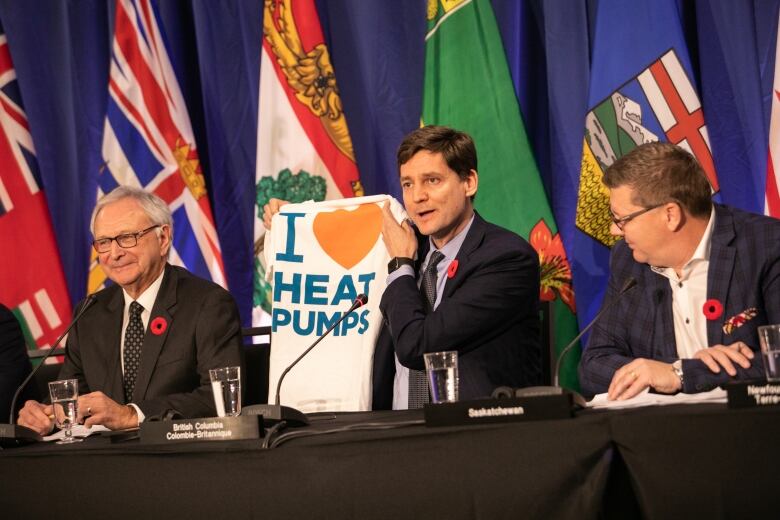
xmin=689 ymin=206 xmax=716 ymax=263
xmin=123 ymin=266 xmax=166 ymax=313
xmin=426 ymin=214 xmax=475 ymax=263
xmin=651 ymin=207 xmax=716 ymax=279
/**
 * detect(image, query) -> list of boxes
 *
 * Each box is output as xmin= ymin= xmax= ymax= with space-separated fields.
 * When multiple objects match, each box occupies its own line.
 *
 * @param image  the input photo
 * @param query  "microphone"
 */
xmin=243 ymin=294 xmax=368 ymax=427
xmin=0 ymin=294 xmax=97 ymax=447
xmin=553 ymin=277 xmax=637 ymax=387
xmin=500 ymin=277 xmax=638 ymax=408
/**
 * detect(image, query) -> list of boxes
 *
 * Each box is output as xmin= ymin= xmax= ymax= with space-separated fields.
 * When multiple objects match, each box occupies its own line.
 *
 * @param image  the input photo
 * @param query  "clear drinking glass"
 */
xmin=209 ymin=366 xmax=242 ymax=417
xmin=48 ymin=379 xmax=82 ymax=444
xmin=424 ymin=351 xmax=459 ymax=403
xmin=758 ymin=324 xmax=780 ymax=382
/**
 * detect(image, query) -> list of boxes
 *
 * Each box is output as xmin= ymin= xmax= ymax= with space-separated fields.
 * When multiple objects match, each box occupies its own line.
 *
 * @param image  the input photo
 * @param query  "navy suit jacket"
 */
xmin=372 ymin=212 xmax=541 ymax=409
xmin=580 ymin=204 xmax=780 ymax=397
xmin=59 ymin=264 xmax=243 ymax=419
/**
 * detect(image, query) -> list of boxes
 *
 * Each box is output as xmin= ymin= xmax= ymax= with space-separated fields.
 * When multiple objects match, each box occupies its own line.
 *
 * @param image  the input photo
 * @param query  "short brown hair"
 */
xmin=603 ymin=142 xmax=713 ymax=217
xmin=397 ymin=125 xmax=477 ymax=181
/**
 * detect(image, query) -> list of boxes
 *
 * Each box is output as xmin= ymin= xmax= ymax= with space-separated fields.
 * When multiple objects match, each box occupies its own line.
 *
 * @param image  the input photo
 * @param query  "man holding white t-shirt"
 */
xmin=265 ymin=126 xmax=542 ymax=410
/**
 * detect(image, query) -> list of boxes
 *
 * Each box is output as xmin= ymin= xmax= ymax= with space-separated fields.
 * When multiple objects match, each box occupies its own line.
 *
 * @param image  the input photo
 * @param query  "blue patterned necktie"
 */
xmin=123 ymin=301 xmax=144 ymax=402
xmin=408 ymin=250 xmax=446 ymax=409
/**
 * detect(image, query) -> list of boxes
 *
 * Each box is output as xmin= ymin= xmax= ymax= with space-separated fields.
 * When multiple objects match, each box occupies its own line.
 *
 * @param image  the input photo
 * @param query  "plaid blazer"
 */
xmin=579 ymin=204 xmax=780 ymax=397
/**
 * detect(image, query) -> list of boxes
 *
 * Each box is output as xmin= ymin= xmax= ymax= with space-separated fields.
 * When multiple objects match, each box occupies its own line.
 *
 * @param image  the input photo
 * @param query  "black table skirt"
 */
xmin=1 ymin=405 xmax=777 ymax=519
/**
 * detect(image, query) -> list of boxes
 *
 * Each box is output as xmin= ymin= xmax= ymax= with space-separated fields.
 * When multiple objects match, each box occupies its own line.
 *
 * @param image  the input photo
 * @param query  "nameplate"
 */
xmin=726 ymin=381 xmax=780 ymax=409
xmin=424 ymin=394 xmax=574 ymax=427
xmin=140 ymin=415 xmax=262 ymax=444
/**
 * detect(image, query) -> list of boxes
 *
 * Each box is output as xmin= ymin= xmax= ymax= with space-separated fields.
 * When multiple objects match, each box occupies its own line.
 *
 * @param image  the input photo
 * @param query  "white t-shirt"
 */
xmin=264 ymin=195 xmax=407 ymax=411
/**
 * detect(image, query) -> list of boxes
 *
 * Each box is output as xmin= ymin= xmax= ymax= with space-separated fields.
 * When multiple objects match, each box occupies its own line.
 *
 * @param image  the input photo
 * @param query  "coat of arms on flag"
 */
xmin=578 ymin=49 xmax=720 ymax=246
xmin=91 ymin=0 xmax=225 ymax=293
xmin=253 ymin=0 xmax=363 ymax=323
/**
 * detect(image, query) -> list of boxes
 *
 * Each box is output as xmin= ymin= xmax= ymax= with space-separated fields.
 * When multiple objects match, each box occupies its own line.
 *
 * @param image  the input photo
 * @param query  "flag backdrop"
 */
xmin=94 ymin=0 xmax=226 ymax=295
xmin=574 ymin=0 xmax=720 ymax=337
xmin=0 ymin=1 xmax=779 ymax=386
xmin=253 ymin=0 xmax=364 ymax=325
xmin=422 ymin=0 xmax=580 ymax=388
xmin=768 ymin=8 xmax=780 ymax=217
xmin=0 ymin=21 xmax=72 ymax=351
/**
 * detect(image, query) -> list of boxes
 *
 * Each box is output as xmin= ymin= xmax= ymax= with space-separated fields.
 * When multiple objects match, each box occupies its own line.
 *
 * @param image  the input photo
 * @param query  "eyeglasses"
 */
xmin=92 ymin=225 xmax=161 ymax=253
xmin=610 ymin=204 xmax=663 ymax=231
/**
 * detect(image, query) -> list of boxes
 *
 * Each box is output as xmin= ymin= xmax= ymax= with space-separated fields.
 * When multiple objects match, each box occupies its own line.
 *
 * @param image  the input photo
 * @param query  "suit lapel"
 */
xmin=646 ymin=270 xmax=677 ymax=358
xmin=706 ymin=206 xmax=736 ymax=347
xmin=443 ymin=213 xmax=485 ymax=298
xmin=133 ymin=265 xmax=176 ymax=402
xmin=102 ymin=287 xmax=126 ymax=402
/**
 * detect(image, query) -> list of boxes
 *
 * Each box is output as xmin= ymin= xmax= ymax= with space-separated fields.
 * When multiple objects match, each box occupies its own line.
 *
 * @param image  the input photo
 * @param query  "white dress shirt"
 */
xmin=650 ymin=208 xmax=716 ymax=360
xmin=119 ymin=267 xmax=165 ymax=422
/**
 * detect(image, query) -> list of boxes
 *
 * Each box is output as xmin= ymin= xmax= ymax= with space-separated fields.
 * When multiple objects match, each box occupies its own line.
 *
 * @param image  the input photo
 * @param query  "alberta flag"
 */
xmin=575 ymin=0 xmax=719 ymax=331
xmin=422 ymin=0 xmax=579 ymax=388
xmin=253 ymin=0 xmax=363 ymax=325
xmin=93 ymin=0 xmax=225 ymax=293
xmin=0 ymin=22 xmax=72 ymax=350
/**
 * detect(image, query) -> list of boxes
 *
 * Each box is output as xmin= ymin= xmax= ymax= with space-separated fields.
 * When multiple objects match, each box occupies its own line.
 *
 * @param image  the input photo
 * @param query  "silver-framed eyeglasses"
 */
xmin=610 ymin=204 xmax=663 ymax=231
xmin=92 ymin=225 xmax=161 ymax=253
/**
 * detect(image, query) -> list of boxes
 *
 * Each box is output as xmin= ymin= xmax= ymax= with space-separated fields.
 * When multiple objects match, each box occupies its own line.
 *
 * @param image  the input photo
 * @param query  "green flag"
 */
xmin=422 ymin=0 xmax=580 ymax=389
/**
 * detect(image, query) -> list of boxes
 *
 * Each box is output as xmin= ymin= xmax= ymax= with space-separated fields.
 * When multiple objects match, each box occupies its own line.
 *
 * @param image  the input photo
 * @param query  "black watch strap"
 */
xmin=388 ymin=257 xmax=414 ymax=274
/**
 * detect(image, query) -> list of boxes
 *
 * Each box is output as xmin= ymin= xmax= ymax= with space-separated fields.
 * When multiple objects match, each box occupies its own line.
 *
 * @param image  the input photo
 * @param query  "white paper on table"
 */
xmin=586 ymin=387 xmax=728 ymax=410
xmin=43 ymin=424 xmax=110 ymax=442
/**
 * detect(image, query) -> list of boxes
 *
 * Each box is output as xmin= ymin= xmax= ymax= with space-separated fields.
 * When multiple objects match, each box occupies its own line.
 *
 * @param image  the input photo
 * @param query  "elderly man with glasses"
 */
xmin=579 ymin=142 xmax=780 ymax=400
xmin=17 ymin=186 xmax=243 ymax=434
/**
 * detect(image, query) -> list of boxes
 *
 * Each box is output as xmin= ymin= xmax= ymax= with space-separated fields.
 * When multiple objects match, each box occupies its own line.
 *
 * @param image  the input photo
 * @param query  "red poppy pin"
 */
xmin=447 ymin=259 xmax=459 ymax=279
xmin=150 ymin=316 xmax=168 ymax=335
xmin=702 ymin=299 xmax=723 ymax=321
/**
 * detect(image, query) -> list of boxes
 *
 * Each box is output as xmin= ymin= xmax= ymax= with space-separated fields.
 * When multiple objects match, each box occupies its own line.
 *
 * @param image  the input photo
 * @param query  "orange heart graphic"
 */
xmin=312 ymin=204 xmax=382 ymax=269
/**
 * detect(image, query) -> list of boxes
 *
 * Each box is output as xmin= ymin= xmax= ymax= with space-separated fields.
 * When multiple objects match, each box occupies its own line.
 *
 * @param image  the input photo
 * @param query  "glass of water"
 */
xmin=424 ymin=351 xmax=459 ymax=403
xmin=48 ymin=379 xmax=82 ymax=444
xmin=758 ymin=324 xmax=780 ymax=382
xmin=209 ymin=366 xmax=241 ymax=417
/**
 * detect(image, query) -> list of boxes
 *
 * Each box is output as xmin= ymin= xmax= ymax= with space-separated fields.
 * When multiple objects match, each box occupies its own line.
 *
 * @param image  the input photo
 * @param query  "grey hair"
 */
xmin=90 ymin=185 xmax=173 ymax=235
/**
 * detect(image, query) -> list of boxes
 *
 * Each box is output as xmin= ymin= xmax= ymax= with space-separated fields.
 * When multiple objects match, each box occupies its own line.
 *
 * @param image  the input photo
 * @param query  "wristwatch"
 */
xmin=672 ymin=359 xmax=684 ymax=388
xmin=387 ymin=257 xmax=414 ymax=274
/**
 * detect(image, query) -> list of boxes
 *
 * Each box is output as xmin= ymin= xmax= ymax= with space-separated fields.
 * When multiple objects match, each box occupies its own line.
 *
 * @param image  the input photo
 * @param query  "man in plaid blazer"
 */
xmin=579 ymin=142 xmax=780 ymax=399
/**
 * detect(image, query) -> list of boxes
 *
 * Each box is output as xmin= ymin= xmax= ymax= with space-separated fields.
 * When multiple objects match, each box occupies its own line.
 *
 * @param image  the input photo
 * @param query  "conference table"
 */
xmin=1 ymin=402 xmax=777 ymax=519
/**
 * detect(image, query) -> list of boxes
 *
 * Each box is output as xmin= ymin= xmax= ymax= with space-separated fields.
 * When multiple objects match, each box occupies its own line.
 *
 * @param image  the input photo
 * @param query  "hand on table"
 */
xmin=17 ymin=400 xmax=55 ymax=435
xmin=607 ymin=358 xmax=682 ymax=400
xmin=693 ymin=342 xmax=753 ymax=376
xmin=78 ymin=391 xmax=138 ymax=430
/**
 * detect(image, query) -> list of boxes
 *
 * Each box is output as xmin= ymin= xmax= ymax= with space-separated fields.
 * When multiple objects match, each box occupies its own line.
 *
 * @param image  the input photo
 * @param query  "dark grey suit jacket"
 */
xmin=59 ymin=264 xmax=243 ymax=419
xmin=373 ymin=212 xmax=541 ymax=408
xmin=580 ymin=204 xmax=780 ymax=397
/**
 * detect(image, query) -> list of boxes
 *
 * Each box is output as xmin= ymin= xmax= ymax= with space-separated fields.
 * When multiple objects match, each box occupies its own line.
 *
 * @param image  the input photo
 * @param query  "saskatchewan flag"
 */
xmin=423 ymin=0 xmax=580 ymax=389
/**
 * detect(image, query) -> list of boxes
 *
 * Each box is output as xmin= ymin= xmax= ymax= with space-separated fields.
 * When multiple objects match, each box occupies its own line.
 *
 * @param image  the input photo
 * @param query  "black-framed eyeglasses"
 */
xmin=610 ymin=204 xmax=663 ymax=231
xmin=92 ymin=225 xmax=161 ymax=253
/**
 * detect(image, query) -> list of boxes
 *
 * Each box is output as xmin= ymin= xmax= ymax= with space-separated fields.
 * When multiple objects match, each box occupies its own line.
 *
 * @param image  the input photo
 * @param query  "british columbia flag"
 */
xmin=0 ymin=22 xmax=72 ymax=351
xmin=92 ymin=0 xmax=225 ymax=293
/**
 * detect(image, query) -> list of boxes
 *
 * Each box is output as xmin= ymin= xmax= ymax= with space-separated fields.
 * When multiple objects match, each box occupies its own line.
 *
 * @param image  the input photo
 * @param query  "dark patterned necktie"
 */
xmin=408 ymin=250 xmax=446 ymax=409
xmin=123 ymin=301 xmax=144 ymax=402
